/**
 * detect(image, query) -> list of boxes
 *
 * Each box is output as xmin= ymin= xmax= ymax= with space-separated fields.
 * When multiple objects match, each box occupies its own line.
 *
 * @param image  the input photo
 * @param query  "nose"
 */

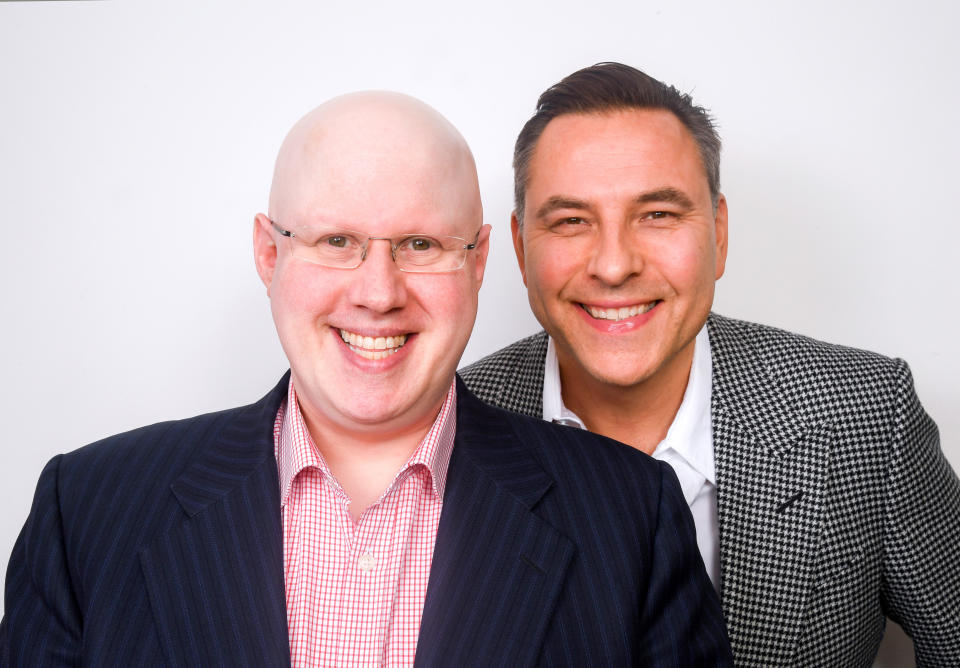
xmin=585 ymin=224 xmax=643 ymax=286
xmin=348 ymin=238 xmax=408 ymax=313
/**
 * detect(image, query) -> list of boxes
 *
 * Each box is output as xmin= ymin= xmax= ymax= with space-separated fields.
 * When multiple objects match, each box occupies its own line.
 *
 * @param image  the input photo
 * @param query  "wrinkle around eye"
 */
xmin=638 ymin=210 xmax=686 ymax=226
xmin=644 ymin=211 xmax=676 ymax=221
xmin=548 ymin=217 xmax=593 ymax=236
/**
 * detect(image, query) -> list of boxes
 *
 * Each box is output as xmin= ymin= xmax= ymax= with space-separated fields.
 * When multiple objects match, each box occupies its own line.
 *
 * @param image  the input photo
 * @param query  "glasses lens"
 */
xmin=284 ymin=228 xmax=472 ymax=272
xmin=296 ymin=230 xmax=364 ymax=268
xmin=396 ymin=235 xmax=465 ymax=272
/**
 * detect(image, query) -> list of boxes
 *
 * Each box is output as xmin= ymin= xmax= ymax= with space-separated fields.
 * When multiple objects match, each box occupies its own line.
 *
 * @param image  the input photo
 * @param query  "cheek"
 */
xmin=524 ymin=239 xmax=582 ymax=296
xmin=452 ymin=281 xmax=481 ymax=322
xmin=410 ymin=275 xmax=476 ymax=320
xmin=270 ymin=265 xmax=339 ymax=325
xmin=408 ymin=277 xmax=479 ymax=366
xmin=649 ymin=231 xmax=717 ymax=290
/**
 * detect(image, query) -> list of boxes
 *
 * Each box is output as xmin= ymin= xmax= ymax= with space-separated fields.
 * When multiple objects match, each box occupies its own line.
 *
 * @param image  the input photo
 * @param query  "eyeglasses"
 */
xmin=270 ymin=220 xmax=479 ymax=273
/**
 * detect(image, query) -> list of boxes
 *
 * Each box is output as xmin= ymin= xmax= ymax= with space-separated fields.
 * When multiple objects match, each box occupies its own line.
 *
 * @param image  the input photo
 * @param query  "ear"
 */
xmin=510 ymin=212 xmax=528 ymax=286
xmin=471 ymin=223 xmax=492 ymax=288
xmin=253 ymin=213 xmax=278 ymax=292
xmin=713 ymin=195 xmax=728 ymax=280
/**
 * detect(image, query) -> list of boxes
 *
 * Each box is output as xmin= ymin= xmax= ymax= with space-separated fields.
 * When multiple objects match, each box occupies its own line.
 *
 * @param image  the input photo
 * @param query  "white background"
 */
xmin=1 ymin=1 xmax=957 ymax=663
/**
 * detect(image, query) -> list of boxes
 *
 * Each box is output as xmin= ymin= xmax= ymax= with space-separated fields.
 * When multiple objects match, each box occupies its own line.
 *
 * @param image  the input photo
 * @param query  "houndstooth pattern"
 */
xmin=459 ymin=312 xmax=960 ymax=667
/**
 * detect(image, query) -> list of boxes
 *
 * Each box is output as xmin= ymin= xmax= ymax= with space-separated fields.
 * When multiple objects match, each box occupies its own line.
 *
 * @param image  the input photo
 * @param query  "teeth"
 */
xmin=585 ymin=302 xmax=656 ymax=321
xmin=352 ymin=349 xmax=394 ymax=360
xmin=338 ymin=329 xmax=408 ymax=360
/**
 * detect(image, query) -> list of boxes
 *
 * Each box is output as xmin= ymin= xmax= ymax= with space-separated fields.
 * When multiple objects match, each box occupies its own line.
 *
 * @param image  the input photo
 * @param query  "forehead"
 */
xmin=286 ymin=157 xmax=470 ymax=236
xmin=527 ymin=109 xmax=710 ymax=203
xmin=273 ymin=116 xmax=480 ymax=236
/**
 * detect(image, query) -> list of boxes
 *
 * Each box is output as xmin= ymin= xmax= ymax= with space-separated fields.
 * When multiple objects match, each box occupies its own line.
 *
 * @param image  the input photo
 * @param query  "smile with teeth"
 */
xmin=339 ymin=329 xmax=408 ymax=360
xmin=583 ymin=302 xmax=658 ymax=322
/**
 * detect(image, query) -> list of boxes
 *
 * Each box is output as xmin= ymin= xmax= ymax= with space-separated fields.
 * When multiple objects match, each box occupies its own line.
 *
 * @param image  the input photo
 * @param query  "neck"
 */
xmin=299 ymin=402 xmax=440 ymax=522
xmin=559 ymin=343 xmax=694 ymax=455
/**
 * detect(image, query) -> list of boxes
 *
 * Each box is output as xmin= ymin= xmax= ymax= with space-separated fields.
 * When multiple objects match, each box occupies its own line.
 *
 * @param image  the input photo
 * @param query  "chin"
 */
xmin=565 ymin=347 xmax=657 ymax=387
xmin=340 ymin=396 xmax=407 ymax=424
xmin=588 ymin=368 xmax=656 ymax=389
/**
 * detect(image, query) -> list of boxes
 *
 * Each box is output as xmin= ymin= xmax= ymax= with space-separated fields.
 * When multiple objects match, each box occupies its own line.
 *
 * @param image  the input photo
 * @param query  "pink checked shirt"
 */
xmin=273 ymin=379 xmax=456 ymax=668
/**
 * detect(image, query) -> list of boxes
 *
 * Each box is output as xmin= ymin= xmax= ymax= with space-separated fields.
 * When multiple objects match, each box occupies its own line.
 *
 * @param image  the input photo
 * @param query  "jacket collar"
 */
xmin=169 ymin=372 xmax=288 ymax=516
xmin=141 ymin=373 xmax=291 ymax=667
xmin=415 ymin=377 xmax=574 ymax=667
xmin=707 ymin=313 xmax=832 ymax=663
xmin=142 ymin=372 xmax=579 ymax=667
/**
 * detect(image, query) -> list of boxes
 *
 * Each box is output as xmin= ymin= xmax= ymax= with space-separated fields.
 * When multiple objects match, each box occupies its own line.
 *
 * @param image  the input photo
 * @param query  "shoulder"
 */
xmin=516 ymin=405 xmax=662 ymax=474
xmin=56 ymin=374 xmax=287 ymax=482
xmin=459 ymin=330 xmax=548 ymax=382
xmin=709 ymin=312 xmax=901 ymax=369
xmin=19 ymin=381 xmax=284 ymax=575
xmin=459 ymin=331 xmax=548 ymax=416
xmin=56 ymin=404 xmax=254 ymax=490
xmin=32 ymin=405 xmax=260 ymax=556
xmin=11 ymin=406 xmax=253 ymax=589
xmin=457 ymin=380 xmax=670 ymax=513
xmin=480 ymin=399 xmax=690 ymax=575
xmin=45 ymin=375 xmax=286 ymax=534
xmin=708 ymin=312 xmax=912 ymax=417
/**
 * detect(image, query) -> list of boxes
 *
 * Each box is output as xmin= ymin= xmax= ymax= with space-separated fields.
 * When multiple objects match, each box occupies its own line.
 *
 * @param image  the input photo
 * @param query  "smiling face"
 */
xmin=254 ymin=93 xmax=488 ymax=442
xmin=514 ymin=109 xmax=727 ymax=394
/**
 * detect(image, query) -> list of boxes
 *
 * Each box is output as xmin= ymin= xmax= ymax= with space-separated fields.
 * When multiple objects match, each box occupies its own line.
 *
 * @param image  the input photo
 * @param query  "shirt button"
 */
xmin=358 ymin=552 xmax=376 ymax=572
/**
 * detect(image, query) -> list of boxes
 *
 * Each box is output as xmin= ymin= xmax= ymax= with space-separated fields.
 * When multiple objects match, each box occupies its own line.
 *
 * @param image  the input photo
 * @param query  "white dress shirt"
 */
xmin=542 ymin=327 xmax=720 ymax=591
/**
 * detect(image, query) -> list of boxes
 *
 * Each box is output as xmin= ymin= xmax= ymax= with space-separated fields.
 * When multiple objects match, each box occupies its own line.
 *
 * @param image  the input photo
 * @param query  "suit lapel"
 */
xmin=708 ymin=315 xmax=832 ymax=663
xmin=139 ymin=376 xmax=291 ymax=668
xmin=414 ymin=380 xmax=574 ymax=668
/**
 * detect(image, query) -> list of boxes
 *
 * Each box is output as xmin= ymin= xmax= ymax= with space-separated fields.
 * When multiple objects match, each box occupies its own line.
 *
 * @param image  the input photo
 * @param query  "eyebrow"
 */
xmin=534 ymin=196 xmax=591 ymax=220
xmin=534 ymin=187 xmax=696 ymax=220
xmin=633 ymin=187 xmax=695 ymax=210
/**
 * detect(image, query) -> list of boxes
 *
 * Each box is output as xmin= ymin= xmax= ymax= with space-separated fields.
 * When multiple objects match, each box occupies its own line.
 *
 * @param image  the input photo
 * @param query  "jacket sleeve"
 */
xmin=881 ymin=361 xmax=960 ymax=666
xmin=1 ymin=456 xmax=82 ymax=668
xmin=637 ymin=461 xmax=732 ymax=667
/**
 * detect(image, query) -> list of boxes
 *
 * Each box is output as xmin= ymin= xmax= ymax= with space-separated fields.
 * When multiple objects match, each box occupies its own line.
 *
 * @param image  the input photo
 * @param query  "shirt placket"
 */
xmin=344 ymin=478 xmax=402 ymax=667
xmin=312 ymin=477 xmax=356 ymax=667
xmin=279 ymin=378 xmax=456 ymax=668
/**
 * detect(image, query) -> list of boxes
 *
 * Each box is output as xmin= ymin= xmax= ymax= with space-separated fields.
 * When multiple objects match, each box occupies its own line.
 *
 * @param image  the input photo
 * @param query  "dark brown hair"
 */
xmin=513 ymin=62 xmax=721 ymax=223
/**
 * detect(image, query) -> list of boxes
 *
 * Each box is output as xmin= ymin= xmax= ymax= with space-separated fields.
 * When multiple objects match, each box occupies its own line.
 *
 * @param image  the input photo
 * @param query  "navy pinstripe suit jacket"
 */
xmin=1 ymin=374 xmax=730 ymax=667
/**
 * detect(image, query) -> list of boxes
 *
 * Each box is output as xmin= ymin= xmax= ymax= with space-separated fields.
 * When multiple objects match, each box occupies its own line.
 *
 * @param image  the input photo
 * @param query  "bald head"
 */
xmin=252 ymin=92 xmax=491 ymax=449
xmin=268 ymin=92 xmax=481 ymax=234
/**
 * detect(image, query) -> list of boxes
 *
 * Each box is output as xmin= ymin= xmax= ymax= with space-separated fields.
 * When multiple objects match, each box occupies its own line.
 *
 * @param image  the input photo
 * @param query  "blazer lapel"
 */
xmin=414 ymin=380 xmax=574 ymax=668
xmin=139 ymin=376 xmax=291 ymax=668
xmin=708 ymin=315 xmax=832 ymax=663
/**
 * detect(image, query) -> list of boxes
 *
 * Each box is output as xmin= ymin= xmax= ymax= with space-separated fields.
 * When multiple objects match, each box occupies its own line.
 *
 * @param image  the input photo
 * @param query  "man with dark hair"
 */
xmin=461 ymin=62 xmax=960 ymax=666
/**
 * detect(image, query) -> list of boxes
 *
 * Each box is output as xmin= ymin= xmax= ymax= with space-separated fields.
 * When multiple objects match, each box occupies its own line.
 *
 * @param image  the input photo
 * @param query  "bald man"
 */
xmin=1 ymin=93 xmax=730 ymax=667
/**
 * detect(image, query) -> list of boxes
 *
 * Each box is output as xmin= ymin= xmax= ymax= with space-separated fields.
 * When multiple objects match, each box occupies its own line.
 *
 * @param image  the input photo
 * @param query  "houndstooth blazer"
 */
xmin=459 ymin=312 xmax=960 ymax=667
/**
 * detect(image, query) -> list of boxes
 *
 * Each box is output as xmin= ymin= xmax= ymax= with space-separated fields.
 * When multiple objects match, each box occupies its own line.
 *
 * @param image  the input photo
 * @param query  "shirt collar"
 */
xmin=274 ymin=377 xmax=457 ymax=507
xmin=542 ymin=326 xmax=715 ymax=494
xmin=653 ymin=327 xmax=715 ymax=487
xmin=543 ymin=338 xmax=587 ymax=429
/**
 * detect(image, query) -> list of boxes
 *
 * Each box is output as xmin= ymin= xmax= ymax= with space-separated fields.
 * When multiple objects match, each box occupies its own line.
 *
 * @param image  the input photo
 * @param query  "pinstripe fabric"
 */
xmin=459 ymin=312 xmax=960 ymax=667
xmin=2 ymin=379 xmax=291 ymax=667
xmin=2 ymin=372 xmax=731 ymax=666
xmin=416 ymin=378 xmax=730 ymax=667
